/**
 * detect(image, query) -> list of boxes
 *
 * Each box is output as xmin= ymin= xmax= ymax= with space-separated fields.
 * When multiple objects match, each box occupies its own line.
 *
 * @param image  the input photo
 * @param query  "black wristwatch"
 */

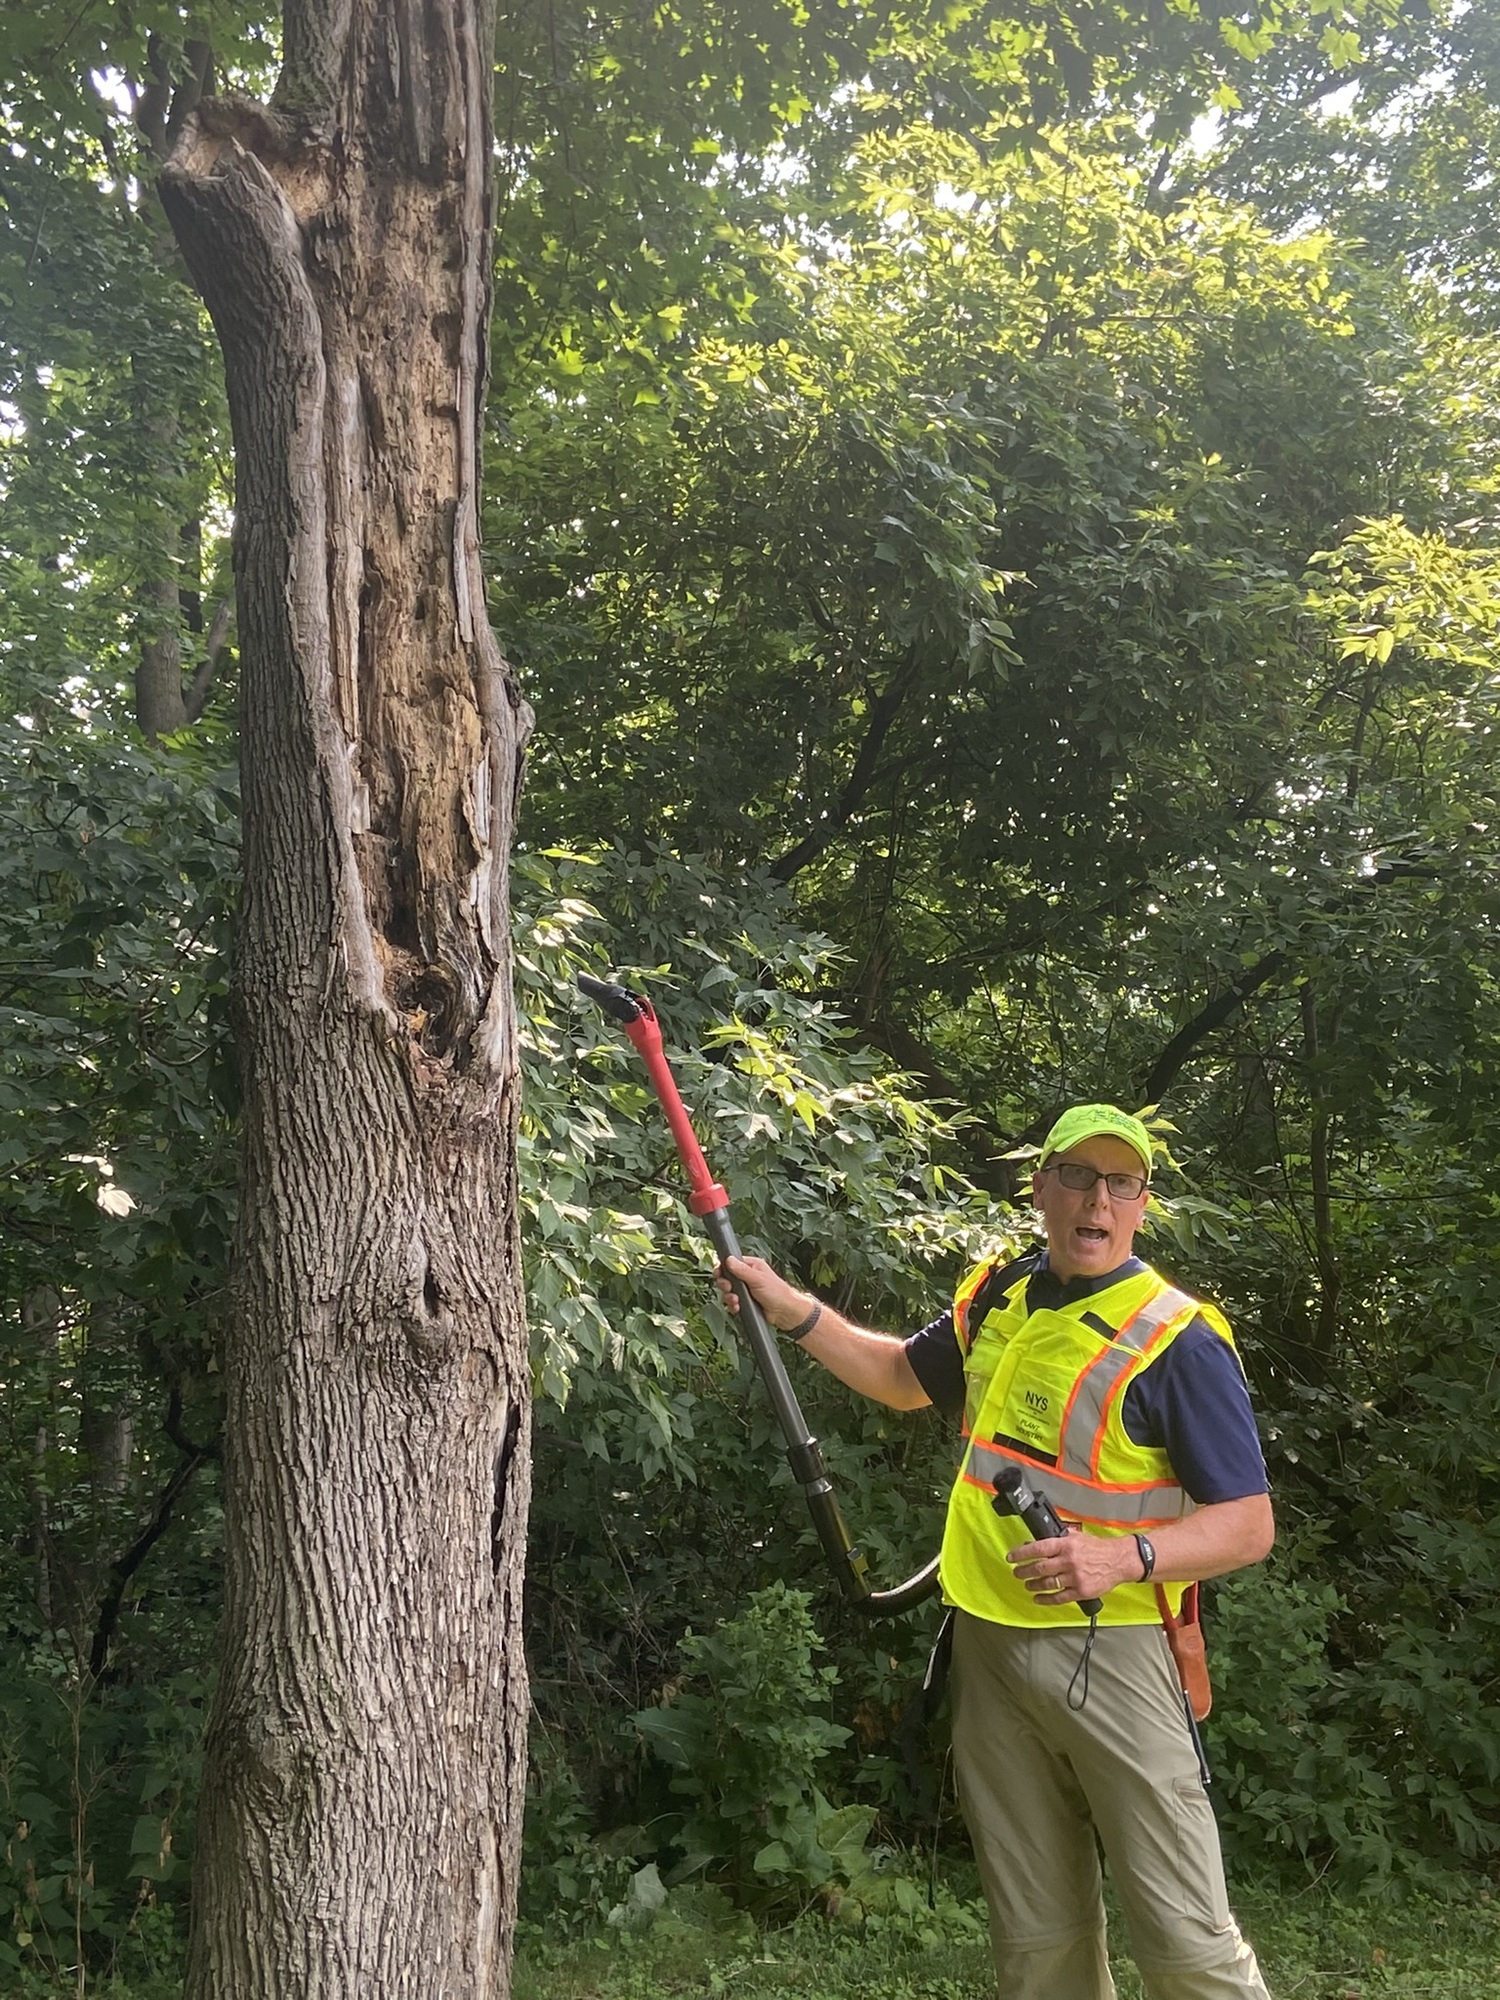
xmin=1133 ymin=1533 xmax=1157 ymax=1582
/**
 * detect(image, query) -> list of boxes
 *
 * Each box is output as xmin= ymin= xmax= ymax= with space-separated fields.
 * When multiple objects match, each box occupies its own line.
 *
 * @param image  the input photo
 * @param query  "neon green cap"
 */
xmin=1038 ymin=1104 xmax=1154 ymax=1180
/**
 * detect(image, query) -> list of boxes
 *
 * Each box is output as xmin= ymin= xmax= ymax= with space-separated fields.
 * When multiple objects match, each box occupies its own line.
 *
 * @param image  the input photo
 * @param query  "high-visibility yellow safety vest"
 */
xmin=938 ymin=1256 xmax=1237 ymax=1627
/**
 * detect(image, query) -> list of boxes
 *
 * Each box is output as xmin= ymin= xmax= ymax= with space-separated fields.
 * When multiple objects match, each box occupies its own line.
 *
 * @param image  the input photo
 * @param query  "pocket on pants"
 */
xmin=1171 ymin=1774 xmax=1231 ymax=1932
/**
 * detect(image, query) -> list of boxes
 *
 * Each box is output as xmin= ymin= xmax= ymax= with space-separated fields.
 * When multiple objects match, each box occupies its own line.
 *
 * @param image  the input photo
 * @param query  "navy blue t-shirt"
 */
xmin=904 ymin=1254 xmax=1268 ymax=1505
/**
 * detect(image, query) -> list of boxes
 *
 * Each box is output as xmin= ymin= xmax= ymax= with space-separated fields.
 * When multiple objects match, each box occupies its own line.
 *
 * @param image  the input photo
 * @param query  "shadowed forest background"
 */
xmin=6 ymin=0 xmax=1500 ymax=1989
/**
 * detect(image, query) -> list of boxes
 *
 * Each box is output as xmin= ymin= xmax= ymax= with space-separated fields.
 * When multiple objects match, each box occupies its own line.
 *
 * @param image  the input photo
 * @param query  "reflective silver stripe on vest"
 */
xmin=1055 ymin=1284 xmax=1197 ymax=1481
xmin=963 ymin=1438 xmax=1191 ymax=1526
xmin=961 ymin=1282 xmax=1201 ymax=1526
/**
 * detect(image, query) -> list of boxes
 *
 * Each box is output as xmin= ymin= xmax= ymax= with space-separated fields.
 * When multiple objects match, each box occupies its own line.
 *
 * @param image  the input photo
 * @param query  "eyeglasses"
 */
xmin=1039 ymin=1162 xmax=1149 ymax=1201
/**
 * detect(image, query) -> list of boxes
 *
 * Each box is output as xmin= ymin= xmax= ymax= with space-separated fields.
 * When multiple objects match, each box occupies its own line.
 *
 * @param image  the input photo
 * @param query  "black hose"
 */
xmin=863 ymin=1556 xmax=942 ymax=1615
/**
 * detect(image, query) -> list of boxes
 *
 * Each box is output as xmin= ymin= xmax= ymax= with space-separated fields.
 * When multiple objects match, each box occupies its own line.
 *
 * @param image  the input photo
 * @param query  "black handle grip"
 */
xmin=992 ymin=1466 xmax=1104 ymax=1618
xmin=577 ymin=972 xmax=644 ymax=1023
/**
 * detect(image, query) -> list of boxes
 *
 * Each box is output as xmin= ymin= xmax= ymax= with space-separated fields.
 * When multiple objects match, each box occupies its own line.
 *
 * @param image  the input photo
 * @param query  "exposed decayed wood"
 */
xmin=159 ymin=2 xmax=531 ymax=1993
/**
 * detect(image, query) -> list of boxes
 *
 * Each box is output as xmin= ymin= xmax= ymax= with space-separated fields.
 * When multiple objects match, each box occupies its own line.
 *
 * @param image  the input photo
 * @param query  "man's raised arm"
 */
xmin=716 ymin=1254 xmax=931 ymax=1411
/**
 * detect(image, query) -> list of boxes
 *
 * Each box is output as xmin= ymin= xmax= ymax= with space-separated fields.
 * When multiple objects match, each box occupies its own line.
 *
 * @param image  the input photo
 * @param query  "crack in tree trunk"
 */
xmin=157 ymin=2 xmax=532 ymax=1992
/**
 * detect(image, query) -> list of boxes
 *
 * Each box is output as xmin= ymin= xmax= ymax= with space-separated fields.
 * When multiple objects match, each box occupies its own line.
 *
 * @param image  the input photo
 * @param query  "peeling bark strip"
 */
xmin=158 ymin=4 xmax=532 ymax=1995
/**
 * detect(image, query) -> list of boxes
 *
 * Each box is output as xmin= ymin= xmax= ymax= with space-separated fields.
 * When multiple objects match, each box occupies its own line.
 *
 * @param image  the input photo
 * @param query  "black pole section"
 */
xmin=698 ymin=1201 xmax=872 ymax=1603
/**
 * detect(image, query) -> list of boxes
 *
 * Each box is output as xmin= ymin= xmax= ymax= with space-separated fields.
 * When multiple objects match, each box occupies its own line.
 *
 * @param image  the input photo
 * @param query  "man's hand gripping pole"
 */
xmin=577 ymin=974 xmax=939 ymax=1616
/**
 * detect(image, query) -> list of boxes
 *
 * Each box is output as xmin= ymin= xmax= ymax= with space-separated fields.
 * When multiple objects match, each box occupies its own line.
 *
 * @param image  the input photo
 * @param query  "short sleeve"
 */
xmin=903 ymin=1308 xmax=965 ymax=1421
xmin=1120 ymin=1319 xmax=1269 ymax=1504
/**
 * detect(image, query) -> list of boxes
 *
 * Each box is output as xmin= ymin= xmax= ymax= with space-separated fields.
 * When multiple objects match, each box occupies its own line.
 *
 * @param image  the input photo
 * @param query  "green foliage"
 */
xmin=624 ymin=1588 xmax=981 ymax=1935
xmin=0 ymin=3 xmax=278 ymax=139
xmin=486 ymin=83 xmax=1500 ymax=1221
xmin=1196 ymin=1155 xmax=1500 ymax=1888
xmin=1196 ymin=0 xmax=1500 ymax=335
xmin=0 ymin=701 xmax=235 ymax=1770
xmin=1208 ymin=1544 xmax=1400 ymax=1881
xmin=0 ymin=33 xmax=241 ymax=740
xmin=492 ymin=61 xmax=1500 ymax=1896
xmin=0 ymin=561 xmax=233 ymax=1990
xmin=516 ymin=842 xmax=1004 ymax=1416
xmin=0 ymin=721 xmax=239 ymax=1360
xmin=493 ymin=123 xmax=1356 ymax=893
xmin=0 ymin=1664 xmax=202 ymax=1990
xmin=631 ymin=1583 xmax=852 ymax=1898
xmin=519 ymin=1733 xmax=638 ymax=1938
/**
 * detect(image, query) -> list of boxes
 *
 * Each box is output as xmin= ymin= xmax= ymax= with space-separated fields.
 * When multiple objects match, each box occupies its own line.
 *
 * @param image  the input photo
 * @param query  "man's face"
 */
xmin=1031 ymin=1135 xmax=1150 ymax=1283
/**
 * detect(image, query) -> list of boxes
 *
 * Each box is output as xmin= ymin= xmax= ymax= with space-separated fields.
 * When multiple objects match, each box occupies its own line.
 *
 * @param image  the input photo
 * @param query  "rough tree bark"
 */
xmin=156 ymin=1 xmax=532 ymax=1992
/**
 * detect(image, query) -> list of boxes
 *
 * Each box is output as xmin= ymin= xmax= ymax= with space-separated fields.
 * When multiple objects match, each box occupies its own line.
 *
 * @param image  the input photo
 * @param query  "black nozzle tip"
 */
xmin=576 ymin=972 xmax=645 ymax=1024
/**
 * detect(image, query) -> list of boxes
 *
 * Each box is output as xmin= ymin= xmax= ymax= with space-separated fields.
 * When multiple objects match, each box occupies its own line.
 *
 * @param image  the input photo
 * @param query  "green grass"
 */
xmin=515 ymin=1877 xmax=1500 ymax=2000
xmin=11 ymin=1873 xmax=1499 ymax=1996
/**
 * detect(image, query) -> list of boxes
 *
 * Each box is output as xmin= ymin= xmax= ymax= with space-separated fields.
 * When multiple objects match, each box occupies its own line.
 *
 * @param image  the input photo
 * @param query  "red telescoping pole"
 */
xmin=577 ymin=974 xmax=939 ymax=1616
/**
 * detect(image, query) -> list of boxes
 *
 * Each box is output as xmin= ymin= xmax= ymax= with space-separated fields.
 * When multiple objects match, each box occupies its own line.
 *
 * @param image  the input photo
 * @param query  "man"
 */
xmin=718 ymin=1103 xmax=1274 ymax=2000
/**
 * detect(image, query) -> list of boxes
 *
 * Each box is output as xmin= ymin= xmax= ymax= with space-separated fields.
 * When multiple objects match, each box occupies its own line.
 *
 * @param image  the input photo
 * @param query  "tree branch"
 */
xmin=184 ymin=594 xmax=234 ymax=722
xmin=135 ymin=36 xmax=172 ymax=159
xmin=88 ymin=1441 xmax=209 ymax=1680
xmin=163 ymin=1380 xmax=221 ymax=1461
xmin=770 ymin=653 xmax=918 ymax=882
xmin=165 ymin=41 xmax=216 ymax=158
xmin=851 ymin=1009 xmax=1042 ymax=1198
xmin=1139 ymin=951 xmax=1287 ymax=1105
xmin=1135 ymin=858 xmax=1441 ymax=1103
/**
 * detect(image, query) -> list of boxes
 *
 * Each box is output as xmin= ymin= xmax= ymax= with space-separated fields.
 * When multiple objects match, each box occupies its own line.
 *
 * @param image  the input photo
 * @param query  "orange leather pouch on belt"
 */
xmin=1156 ymin=1582 xmax=1212 ymax=1721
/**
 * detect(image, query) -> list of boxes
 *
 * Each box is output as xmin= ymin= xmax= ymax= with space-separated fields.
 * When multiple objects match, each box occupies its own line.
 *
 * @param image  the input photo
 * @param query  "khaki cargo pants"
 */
xmin=951 ymin=1611 xmax=1272 ymax=2000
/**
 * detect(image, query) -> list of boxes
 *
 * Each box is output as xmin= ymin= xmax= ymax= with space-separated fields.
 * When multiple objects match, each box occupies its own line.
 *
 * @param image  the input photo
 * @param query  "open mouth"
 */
xmin=1075 ymin=1226 xmax=1110 ymax=1246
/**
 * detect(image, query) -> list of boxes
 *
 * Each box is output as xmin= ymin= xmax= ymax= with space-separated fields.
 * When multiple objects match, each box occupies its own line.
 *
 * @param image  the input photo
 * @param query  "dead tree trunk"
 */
xmin=157 ymin=2 xmax=532 ymax=1993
